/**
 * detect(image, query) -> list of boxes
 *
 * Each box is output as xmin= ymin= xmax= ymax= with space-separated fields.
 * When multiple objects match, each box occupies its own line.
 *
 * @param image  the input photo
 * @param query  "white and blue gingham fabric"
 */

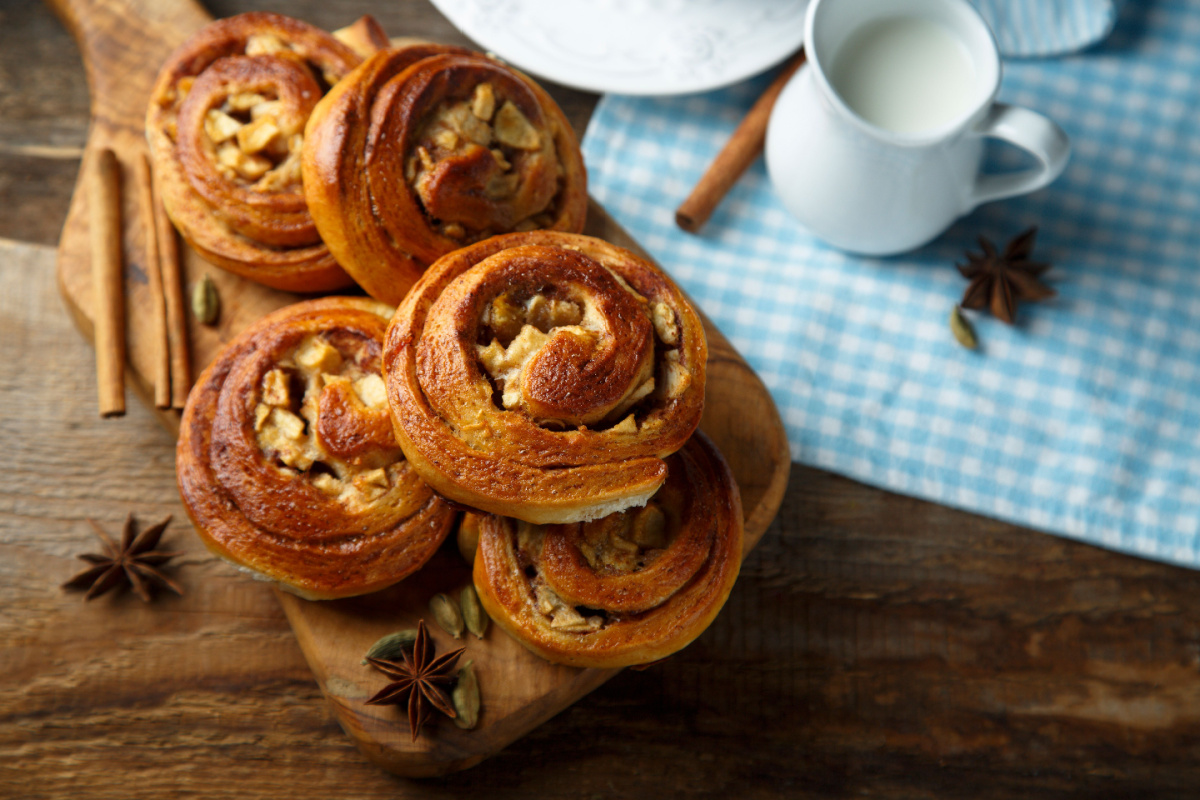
xmin=972 ymin=0 xmax=1120 ymax=56
xmin=581 ymin=0 xmax=1200 ymax=568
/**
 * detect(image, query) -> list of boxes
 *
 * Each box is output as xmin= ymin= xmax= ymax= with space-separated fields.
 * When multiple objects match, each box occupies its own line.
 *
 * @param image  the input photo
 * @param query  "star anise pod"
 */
xmin=366 ymin=619 xmax=465 ymax=740
xmin=958 ymin=226 xmax=1055 ymax=324
xmin=63 ymin=514 xmax=184 ymax=602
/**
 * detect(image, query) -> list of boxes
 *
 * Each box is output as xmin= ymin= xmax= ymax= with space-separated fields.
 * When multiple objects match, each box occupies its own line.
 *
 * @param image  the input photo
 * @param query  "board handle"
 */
xmin=43 ymin=0 xmax=211 ymax=105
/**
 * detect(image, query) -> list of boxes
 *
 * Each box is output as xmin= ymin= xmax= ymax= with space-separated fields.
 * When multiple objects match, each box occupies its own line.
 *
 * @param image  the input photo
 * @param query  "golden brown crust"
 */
xmin=177 ymin=297 xmax=456 ymax=599
xmin=331 ymin=16 xmax=391 ymax=60
xmin=146 ymin=12 xmax=363 ymax=292
xmin=472 ymin=433 xmax=743 ymax=668
xmin=303 ymin=45 xmax=588 ymax=305
xmin=382 ymin=231 xmax=707 ymax=524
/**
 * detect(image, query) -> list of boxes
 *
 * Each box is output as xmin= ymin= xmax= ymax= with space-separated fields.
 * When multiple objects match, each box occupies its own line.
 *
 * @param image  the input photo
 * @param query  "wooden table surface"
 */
xmin=3 ymin=1 xmax=1200 ymax=797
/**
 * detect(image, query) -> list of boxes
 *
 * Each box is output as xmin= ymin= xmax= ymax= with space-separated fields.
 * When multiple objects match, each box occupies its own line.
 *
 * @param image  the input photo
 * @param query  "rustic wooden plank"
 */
xmin=5 ymin=0 xmax=1200 ymax=794
xmin=8 ymin=239 xmax=1200 ymax=797
xmin=0 ymin=2 xmax=93 ymax=245
xmin=0 ymin=3 xmax=91 ymax=144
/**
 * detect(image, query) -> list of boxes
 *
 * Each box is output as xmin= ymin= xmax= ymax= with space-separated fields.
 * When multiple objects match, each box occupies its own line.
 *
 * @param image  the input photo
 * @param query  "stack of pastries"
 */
xmin=166 ymin=13 xmax=743 ymax=669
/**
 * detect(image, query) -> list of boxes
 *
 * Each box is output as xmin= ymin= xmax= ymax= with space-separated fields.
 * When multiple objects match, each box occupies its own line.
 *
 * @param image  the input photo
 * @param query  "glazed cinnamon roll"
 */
xmin=383 ymin=231 xmax=706 ymax=524
xmin=472 ymin=434 xmax=743 ymax=668
xmin=303 ymin=45 xmax=588 ymax=304
xmin=177 ymin=297 xmax=456 ymax=599
xmin=147 ymin=13 xmax=370 ymax=291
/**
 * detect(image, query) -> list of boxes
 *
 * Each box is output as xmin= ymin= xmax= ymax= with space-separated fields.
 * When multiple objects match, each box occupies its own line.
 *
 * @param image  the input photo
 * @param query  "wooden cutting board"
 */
xmin=49 ymin=0 xmax=791 ymax=777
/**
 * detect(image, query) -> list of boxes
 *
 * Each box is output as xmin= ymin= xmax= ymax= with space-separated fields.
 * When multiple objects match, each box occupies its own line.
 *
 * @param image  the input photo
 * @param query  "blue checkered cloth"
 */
xmin=973 ymin=0 xmax=1120 ymax=55
xmin=580 ymin=0 xmax=1200 ymax=568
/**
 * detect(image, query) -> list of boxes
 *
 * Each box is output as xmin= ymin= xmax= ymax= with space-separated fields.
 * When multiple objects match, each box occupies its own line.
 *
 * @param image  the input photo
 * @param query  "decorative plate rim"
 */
xmin=428 ymin=0 xmax=809 ymax=96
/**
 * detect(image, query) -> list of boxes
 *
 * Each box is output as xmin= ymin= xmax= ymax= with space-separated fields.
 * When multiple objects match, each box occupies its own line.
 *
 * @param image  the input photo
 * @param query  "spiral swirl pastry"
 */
xmin=472 ymin=433 xmax=743 ymax=668
xmin=147 ymin=12 xmax=365 ymax=291
xmin=303 ymin=45 xmax=588 ymax=305
xmin=177 ymin=297 xmax=456 ymax=599
xmin=383 ymin=231 xmax=707 ymax=524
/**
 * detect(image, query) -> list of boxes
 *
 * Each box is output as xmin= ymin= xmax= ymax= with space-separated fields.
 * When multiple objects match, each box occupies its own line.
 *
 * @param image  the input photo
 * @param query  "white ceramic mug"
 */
xmin=765 ymin=0 xmax=1070 ymax=255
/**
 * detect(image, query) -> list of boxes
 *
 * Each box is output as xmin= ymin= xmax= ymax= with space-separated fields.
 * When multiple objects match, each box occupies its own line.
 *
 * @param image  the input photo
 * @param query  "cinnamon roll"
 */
xmin=472 ymin=433 xmax=743 ymax=668
xmin=147 ymin=13 xmax=370 ymax=292
xmin=177 ymin=297 xmax=456 ymax=599
xmin=303 ymin=45 xmax=588 ymax=304
xmin=383 ymin=231 xmax=707 ymax=524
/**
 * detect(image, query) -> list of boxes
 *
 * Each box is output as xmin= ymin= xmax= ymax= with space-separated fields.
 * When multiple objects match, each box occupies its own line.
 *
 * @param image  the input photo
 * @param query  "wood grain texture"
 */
xmin=6 ymin=0 xmax=1200 ymax=796
xmin=8 ymin=240 xmax=1200 ymax=798
xmin=46 ymin=0 xmax=788 ymax=776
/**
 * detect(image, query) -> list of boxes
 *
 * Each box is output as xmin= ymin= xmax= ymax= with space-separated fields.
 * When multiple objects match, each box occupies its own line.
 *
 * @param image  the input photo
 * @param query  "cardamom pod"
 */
xmin=949 ymin=305 xmax=977 ymax=350
xmin=460 ymin=584 xmax=488 ymax=640
xmin=429 ymin=592 xmax=464 ymax=639
xmin=360 ymin=629 xmax=418 ymax=665
xmin=192 ymin=274 xmax=220 ymax=326
xmin=452 ymin=660 xmax=480 ymax=730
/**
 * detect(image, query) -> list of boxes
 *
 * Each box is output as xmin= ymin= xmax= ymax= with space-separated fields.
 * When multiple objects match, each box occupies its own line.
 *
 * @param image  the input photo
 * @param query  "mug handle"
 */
xmin=968 ymin=103 xmax=1071 ymax=207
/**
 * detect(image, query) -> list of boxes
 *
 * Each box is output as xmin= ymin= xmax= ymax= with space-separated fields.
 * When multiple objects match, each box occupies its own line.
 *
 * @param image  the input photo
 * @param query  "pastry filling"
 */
xmin=162 ymin=33 xmax=347 ymax=190
xmin=474 ymin=284 xmax=689 ymax=431
xmin=576 ymin=504 xmax=671 ymax=574
xmin=406 ymin=82 xmax=564 ymax=242
xmin=513 ymin=503 xmax=675 ymax=634
xmin=204 ymin=89 xmax=304 ymax=188
xmin=513 ymin=521 xmax=605 ymax=633
xmin=254 ymin=332 xmax=405 ymax=507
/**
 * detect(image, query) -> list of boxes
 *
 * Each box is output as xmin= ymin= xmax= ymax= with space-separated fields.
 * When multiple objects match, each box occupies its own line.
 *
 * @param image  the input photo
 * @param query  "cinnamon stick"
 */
xmin=675 ymin=50 xmax=807 ymax=234
xmin=89 ymin=148 xmax=125 ymax=418
xmin=136 ymin=152 xmax=171 ymax=409
xmin=153 ymin=173 xmax=192 ymax=408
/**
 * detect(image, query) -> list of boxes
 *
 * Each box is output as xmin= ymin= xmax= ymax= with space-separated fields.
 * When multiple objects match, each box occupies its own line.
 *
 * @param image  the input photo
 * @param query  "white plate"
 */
xmin=429 ymin=0 xmax=809 ymax=96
